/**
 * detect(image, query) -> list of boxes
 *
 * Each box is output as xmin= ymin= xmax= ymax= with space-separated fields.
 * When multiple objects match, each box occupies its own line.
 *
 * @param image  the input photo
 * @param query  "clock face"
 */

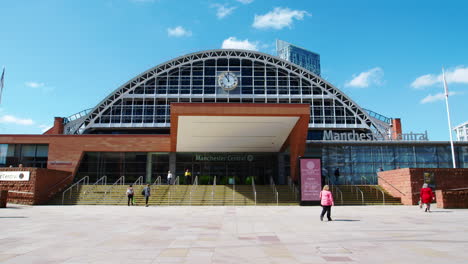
xmin=218 ymin=71 xmax=239 ymax=91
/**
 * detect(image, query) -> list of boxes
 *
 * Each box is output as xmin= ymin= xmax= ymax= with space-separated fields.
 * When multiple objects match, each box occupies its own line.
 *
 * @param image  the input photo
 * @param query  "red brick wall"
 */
xmin=378 ymin=168 xmax=468 ymax=205
xmin=391 ymin=118 xmax=402 ymax=140
xmin=0 ymin=168 xmax=71 ymax=205
xmin=44 ymin=117 xmax=64 ymax=135
xmin=436 ymin=189 xmax=468 ymax=208
xmin=378 ymin=168 xmax=414 ymax=205
xmin=0 ymin=134 xmax=171 ymax=176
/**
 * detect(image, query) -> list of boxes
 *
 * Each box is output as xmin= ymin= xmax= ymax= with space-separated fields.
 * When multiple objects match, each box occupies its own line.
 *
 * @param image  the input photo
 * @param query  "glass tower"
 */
xmin=276 ymin=39 xmax=321 ymax=76
xmin=454 ymin=121 xmax=468 ymax=141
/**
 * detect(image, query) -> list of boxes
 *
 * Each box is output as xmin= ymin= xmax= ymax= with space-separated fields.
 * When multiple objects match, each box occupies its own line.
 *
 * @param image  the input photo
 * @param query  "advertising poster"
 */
xmin=300 ymin=158 xmax=322 ymax=201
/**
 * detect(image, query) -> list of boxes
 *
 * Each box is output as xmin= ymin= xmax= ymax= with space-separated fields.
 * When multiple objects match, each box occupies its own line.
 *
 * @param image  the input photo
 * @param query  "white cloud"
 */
xmin=253 ymin=7 xmax=309 ymax=30
xmin=420 ymin=91 xmax=459 ymax=104
xmin=447 ymin=67 xmax=468 ymax=83
xmin=39 ymin=125 xmax=52 ymax=133
xmin=25 ymin=82 xmax=45 ymax=88
xmin=236 ymin=0 xmax=254 ymax=4
xmin=167 ymin=26 xmax=192 ymax=37
xmin=221 ymin=37 xmax=258 ymax=51
xmin=345 ymin=67 xmax=384 ymax=88
xmin=212 ymin=4 xmax=236 ymax=19
xmin=0 ymin=115 xmax=34 ymax=125
xmin=411 ymin=74 xmax=439 ymax=89
xmin=25 ymin=81 xmax=54 ymax=93
xmin=411 ymin=66 xmax=468 ymax=89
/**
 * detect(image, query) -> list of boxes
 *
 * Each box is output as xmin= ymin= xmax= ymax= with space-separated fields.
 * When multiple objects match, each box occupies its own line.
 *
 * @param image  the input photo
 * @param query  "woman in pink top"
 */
xmin=320 ymin=185 xmax=334 ymax=221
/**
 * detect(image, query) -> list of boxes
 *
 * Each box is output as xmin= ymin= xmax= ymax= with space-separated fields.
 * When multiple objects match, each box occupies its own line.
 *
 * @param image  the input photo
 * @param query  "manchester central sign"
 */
xmin=195 ymin=154 xmax=255 ymax=162
xmin=322 ymin=130 xmax=429 ymax=141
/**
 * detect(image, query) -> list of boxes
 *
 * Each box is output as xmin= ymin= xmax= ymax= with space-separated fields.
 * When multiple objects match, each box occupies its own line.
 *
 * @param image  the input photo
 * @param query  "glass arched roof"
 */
xmin=64 ymin=49 xmax=385 ymax=135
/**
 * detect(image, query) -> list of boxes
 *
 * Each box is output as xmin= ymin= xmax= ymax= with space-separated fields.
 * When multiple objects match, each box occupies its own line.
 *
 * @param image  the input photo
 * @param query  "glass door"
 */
xmin=149 ymin=153 xmax=169 ymax=184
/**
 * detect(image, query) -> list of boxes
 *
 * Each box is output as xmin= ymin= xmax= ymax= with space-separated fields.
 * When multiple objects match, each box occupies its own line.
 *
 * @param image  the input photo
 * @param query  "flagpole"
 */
xmin=442 ymin=67 xmax=457 ymax=168
xmin=0 ymin=66 xmax=5 ymax=104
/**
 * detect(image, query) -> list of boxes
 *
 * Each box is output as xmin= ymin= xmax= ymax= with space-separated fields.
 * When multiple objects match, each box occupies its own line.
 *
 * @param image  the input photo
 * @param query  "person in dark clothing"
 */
xmin=143 ymin=184 xmax=151 ymax=207
xmin=334 ymin=168 xmax=340 ymax=183
xmin=126 ymin=185 xmax=134 ymax=206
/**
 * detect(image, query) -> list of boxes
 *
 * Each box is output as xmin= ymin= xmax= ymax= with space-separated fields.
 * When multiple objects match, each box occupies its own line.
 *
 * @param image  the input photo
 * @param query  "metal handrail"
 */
xmin=232 ymin=177 xmax=236 ymax=206
xmin=190 ymin=176 xmax=198 ymax=206
xmin=94 ymin=176 xmax=107 ymax=186
xmin=81 ymin=176 xmax=107 ymax=203
xmin=287 ymin=177 xmax=299 ymax=201
xmin=293 ymin=182 xmax=299 ymax=201
xmin=133 ymin=176 xmax=143 ymax=185
xmin=355 ymin=186 xmax=365 ymax=205
xmin=270 ymin=177 xmax=279 ymax=206
xmin=46 ymin=174 xmax=73 ymax=199
xmin=373 ymin=185 xmax=385 ymax=205
xmin=331 ymin=185 xmax=344 ymax=205
xmin=212 ymin=176 xmax=216 ymax=206
xmin=152 ymin=176 xmax=161 ymax=186
xmin=252 ymin=177 xmax=257 ymax=206
xmin=376 ymin=175 xmax=406 ymax=196
xmin=101 ymin=176 xmax=125 ymax=203
xmin=62 ymin=176 xmax=89 ymax=204
xmin=362 ymin=176 xmax=385 ymax=203
xmin=168 ymin=176 xmax=179 ymax=206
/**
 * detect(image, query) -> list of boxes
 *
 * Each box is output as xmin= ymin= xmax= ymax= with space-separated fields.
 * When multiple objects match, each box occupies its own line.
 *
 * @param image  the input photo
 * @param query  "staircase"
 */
xmin=331 ymin=185 xmax=401 ymax=205
xmin=49 ymin=184 xmax=299 ymax=206
xmin=49 ymin=184 xmax=400 ymax=206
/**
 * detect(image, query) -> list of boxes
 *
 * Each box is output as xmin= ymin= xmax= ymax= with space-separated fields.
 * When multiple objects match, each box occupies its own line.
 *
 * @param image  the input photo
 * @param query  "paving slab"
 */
xmin=1 ymin=204 xmax=468 ymax=264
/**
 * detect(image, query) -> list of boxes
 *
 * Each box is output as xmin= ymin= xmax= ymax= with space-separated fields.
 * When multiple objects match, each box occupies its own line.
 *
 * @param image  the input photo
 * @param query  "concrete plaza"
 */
xmin=1 ymin=205 xmax=467 ymax=264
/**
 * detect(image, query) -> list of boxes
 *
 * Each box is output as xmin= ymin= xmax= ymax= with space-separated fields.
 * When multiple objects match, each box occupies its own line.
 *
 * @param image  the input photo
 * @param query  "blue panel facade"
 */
xmin=306 ymin=142 xmax=468 ymax=185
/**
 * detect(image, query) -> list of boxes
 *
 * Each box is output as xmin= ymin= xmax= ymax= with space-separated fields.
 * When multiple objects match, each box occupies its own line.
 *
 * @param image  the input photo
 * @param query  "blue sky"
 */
xmin=0 ymin=0 xmax=467 ymax=140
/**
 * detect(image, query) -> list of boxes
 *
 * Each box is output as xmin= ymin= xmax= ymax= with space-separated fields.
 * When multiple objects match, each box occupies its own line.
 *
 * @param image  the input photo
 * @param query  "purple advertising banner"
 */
xmin=300 ymin=159 xmax=322 ymax=201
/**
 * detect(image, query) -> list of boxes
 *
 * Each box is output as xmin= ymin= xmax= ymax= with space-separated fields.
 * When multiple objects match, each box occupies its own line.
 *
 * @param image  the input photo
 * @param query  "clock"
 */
xmin=218 ymin=71 xmax=239 ymax=91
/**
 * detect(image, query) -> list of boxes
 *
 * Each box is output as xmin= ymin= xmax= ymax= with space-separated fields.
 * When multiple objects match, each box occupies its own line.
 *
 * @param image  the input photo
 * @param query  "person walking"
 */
xmin=184 ymin=169 xmax=192 ymax=185
xmin=143 ymin=184 xmax=151 ymax=207
xmin=420 ymin=183 xmax=435 ymax=212
xmin=167 ymin=170 xmax=173 ymax=185
xmin=334 ymin=168 xmax=340 ymax=183
xmin=126 ymin=184 xmax=134 ymax=206
xmin=320 ymin=185 xmax=334 ymax=221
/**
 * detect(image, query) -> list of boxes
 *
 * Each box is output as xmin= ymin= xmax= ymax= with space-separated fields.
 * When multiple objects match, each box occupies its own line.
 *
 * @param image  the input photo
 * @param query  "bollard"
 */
xmin=0 ymin=190 xmax=8 ymax=208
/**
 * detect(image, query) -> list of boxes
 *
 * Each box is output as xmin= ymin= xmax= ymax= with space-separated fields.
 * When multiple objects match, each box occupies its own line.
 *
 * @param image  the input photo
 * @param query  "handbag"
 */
xmin=141 ymin=189 xmax=145 ymax=195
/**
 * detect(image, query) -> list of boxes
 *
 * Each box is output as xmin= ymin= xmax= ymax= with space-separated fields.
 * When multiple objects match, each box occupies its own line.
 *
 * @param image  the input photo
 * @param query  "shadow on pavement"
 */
xmin=332 ymin=219 xmax=360 ymax=222
xmin=0 ymin=216 xmax=28 ymax=218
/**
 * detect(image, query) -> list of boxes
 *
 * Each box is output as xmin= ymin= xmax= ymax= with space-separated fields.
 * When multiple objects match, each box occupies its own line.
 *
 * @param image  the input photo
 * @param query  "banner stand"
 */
xmin=298 ymin=157 xmax=322 ymax=206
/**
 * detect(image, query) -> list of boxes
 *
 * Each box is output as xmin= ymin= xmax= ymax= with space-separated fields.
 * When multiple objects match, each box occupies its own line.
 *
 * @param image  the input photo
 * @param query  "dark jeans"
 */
xmin=320 ymin=205 xmax=332 ymax=220
xmin=145 ymin=196 xmax=149 ymax=205
xmin=127 ymin=194 xmax=134 ymax=206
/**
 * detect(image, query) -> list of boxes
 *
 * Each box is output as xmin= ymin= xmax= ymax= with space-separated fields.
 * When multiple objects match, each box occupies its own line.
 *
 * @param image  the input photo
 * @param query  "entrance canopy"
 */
xmin=170 ymin=103 xmax=310 ymax=180
xmin=176 ymin=116 xmax=299 ymax=152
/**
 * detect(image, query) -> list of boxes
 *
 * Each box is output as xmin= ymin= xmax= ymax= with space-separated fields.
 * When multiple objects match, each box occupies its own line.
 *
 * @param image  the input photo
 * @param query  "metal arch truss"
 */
xmin=66 ymin=49 xmax=385 ymax=135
